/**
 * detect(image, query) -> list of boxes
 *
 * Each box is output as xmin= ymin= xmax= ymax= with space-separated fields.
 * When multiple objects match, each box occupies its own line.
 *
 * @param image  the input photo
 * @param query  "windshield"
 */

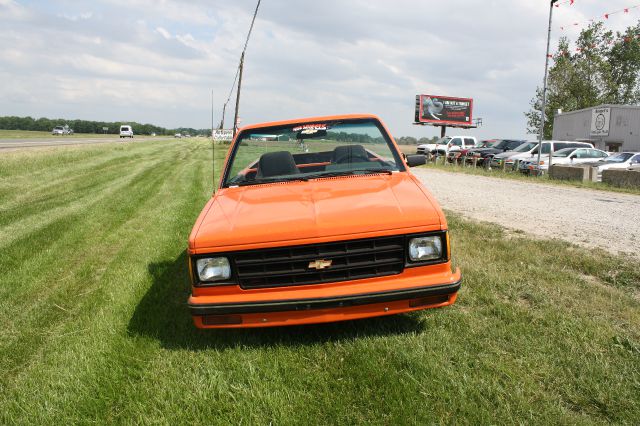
xmin=512 ymin=142 xmax=536 ymax=152
xmin=493 ymin=140 xmax=510 ymax=150
xmin=224 ymin=118 xmax=404 ymax=187
xmin=479 ymin=140 xmax=499 ymax=148
xmin=552 ymin=148 xmax=575 ymax=157
xmin=603 ymin=153 xmax=633 ymax=163
xmin=435 ymin=137 xmax=451 ymax=145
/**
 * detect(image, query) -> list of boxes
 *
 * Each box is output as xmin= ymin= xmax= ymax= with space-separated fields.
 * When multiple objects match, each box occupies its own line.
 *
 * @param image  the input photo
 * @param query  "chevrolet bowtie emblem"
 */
xmin=308 ymin=259 xmax=332 ymax=270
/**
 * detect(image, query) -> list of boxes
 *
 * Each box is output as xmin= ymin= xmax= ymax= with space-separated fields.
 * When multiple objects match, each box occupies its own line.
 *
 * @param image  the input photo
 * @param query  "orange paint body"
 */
xmin=188 ymin=114 xmax=461 ymax=328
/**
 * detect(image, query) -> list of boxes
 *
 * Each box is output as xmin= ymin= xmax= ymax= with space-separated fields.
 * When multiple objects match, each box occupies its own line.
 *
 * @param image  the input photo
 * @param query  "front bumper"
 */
xmin=189 ymin=270 xmax=461 ymax=328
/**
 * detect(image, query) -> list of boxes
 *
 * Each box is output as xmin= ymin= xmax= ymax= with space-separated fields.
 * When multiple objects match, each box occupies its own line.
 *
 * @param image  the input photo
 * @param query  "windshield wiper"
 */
xmin=306 ymin=169 xmax=393 ymax=179
xmin=235 ymin=176 xmax=309 ymax=186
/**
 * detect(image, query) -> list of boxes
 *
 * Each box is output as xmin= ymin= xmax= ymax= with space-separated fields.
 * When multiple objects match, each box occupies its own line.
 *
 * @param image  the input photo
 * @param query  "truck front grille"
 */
xmin=231 ymin=235 xmax=405 ymax=289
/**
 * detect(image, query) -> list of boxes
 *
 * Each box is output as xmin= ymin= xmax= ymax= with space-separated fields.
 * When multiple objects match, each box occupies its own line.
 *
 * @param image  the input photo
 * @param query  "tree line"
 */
xmin=525 ymin=21 xmax=640 ymax=138
xmin=0 ymin=115 xmax=210 ymax=136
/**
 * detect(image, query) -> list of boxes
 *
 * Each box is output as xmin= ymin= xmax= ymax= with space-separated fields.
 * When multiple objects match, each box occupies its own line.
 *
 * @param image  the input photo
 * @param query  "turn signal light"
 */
xmin=409 ymin=294 xmax=450 ymax=308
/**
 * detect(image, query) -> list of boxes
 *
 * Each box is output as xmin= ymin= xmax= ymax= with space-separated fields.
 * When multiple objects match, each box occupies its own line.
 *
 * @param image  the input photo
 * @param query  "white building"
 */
xmin=552 ymin=104 xmax=640 ymax=152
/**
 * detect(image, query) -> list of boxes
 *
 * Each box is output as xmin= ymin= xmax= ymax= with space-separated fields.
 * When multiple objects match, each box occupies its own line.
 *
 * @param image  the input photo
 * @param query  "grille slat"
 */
xmin=232 ymin=235 xmax=405 ymax=289
xmin=233 ymin=242 xmax=403 ymax=266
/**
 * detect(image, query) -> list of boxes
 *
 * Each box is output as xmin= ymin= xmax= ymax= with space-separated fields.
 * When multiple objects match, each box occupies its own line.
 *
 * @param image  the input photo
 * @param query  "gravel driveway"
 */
xmin=412 ymin=168 xmax=640 ymax=257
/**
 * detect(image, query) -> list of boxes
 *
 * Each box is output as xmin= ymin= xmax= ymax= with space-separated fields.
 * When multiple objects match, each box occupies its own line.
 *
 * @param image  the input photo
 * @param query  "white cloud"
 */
xmin=0 ymin=0 xmax=638 ymax=136
xmin=155 ymin=26 xmax=171 ymax=39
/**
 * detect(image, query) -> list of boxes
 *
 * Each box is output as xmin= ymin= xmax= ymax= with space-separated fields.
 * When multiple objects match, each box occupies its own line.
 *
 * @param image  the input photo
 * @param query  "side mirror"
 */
xmin=406 ymin=154 xmax=426 ymax=167
xmin=569 ymin=154 xmax=576 ymax=160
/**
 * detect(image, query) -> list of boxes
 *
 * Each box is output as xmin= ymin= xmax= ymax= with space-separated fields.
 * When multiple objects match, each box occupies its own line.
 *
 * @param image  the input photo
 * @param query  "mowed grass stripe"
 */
xmin=1 ymin=143 xmax=211 ymax=423
xmin=0 ymin=142 xmax=202 ymax=381
xmin=1 ymin=140 xmax=639 ymax=424
xmin=0 ymin=154 xmax=172 ymax=251
xmin=0 ymin=141 xmax=167 ymax=220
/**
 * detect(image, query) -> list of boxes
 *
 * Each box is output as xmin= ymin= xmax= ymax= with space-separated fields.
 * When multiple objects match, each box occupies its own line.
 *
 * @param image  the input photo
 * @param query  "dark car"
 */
xmin=467 ymin=139 xmax=526 ymax=165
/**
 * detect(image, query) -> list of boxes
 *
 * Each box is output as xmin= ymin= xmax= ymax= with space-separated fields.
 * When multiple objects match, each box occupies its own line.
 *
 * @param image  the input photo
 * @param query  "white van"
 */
xmin=119 ymin=125 xmax=134 ymax=138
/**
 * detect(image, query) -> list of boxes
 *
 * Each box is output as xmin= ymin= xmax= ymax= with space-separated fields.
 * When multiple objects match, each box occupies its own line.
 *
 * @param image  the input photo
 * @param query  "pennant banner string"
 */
xmin=557 ymin=3 xmax=640 ymax=32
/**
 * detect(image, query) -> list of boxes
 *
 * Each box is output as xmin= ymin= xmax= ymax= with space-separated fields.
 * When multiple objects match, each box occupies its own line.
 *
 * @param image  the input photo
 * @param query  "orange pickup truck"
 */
xmin=188 ymin=114 xmax=461 ymax=328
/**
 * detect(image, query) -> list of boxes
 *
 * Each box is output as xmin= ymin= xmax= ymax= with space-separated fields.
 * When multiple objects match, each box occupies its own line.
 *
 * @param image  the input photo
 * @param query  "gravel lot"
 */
xmin=412 ymin=168 xmax=640 ymax=257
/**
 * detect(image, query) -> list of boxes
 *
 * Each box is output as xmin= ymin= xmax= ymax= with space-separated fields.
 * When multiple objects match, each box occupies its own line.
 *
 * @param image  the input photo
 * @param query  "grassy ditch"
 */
xmin=0 ymin=139 xmax=638 ymax=423
xmin=420 ymin=160 xmax=640 ymax=196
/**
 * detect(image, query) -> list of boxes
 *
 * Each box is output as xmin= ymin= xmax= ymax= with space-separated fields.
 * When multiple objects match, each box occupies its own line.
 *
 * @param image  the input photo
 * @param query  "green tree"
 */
xmin=525 ymin=21 xmax=640 ymax=138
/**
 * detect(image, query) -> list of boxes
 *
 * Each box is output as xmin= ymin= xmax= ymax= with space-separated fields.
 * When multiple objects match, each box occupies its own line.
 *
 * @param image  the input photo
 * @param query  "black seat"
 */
xmin=332 ymin=145 xmax=369 ymax=164
xmin=256 ymin=151 xmax=300 ymax=178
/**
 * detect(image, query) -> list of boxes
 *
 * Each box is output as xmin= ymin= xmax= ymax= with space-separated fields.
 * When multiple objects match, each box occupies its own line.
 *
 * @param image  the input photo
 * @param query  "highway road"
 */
xmin=0 ymin=136 xmax=174 ymax=150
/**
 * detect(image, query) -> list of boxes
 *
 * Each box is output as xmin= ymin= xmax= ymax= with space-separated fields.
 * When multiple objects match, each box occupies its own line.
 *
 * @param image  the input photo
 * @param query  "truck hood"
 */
xmin=190 ymin=173 xmax=443 ymax=251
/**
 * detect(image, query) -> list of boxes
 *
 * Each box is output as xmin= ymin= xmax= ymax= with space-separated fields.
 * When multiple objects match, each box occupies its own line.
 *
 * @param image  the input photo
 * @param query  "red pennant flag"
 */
xmin=604 ymin=13 xmax=609 ymax=19
xmin=570 ymin=0 xmax=574 ymax=4
xmin=547 ymin=54 xmax=553 ymax=58
xmin=576 ymin=47 xmax=582 ymax=52
xmin=624 ymin=8 xmax=629 ymax=13
xmin=554 ymin=3 xmax=559 ymax=7
xmin=560 ymin=26 xmax=564 ymax=30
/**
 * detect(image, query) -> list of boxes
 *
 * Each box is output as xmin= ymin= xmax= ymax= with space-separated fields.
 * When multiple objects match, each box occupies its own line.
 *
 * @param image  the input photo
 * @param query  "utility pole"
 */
xmin=219 ymin=104 xmax=226 ymax=129
xmin=233 ymin=52 xmax=245 ymax=138
xmin=537 ymin=0 xmax=558 ymax=174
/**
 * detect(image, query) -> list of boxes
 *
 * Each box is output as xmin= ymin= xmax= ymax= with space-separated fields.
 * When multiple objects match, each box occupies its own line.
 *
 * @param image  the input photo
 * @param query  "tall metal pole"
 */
xmin=233 ymin=52 xmax=245 ymax=138
xmin=537 ymin=0 xmax=558 ymax=173
xmin=211 ymin=89 xmax=214 ymax=137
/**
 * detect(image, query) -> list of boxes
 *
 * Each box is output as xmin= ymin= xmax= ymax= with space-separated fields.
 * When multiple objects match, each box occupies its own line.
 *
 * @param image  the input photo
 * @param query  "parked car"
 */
xmin=493 ymin=141 xmax=594 ymax=170
xmin=466 ymin=139 xmax=527 ymax=165
xmin=119 ymin=125 xmax=134 ymax=138
xmin=583 ymin=152 xmax=640 ymax=181
xmin=174 ymin=133 xmax=182 ymax=138
xmin=522 ymin=147 xmax=609 ymax=173
xmin=416 ymin=136 xmax=477 ymax=155
xmin=187 ymin=114 xmax=461 ymax=328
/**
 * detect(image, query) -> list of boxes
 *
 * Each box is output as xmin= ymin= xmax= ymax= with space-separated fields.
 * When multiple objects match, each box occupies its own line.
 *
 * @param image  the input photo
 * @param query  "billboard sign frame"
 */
xmin=415 ymin=94 xmax=474 ymax=126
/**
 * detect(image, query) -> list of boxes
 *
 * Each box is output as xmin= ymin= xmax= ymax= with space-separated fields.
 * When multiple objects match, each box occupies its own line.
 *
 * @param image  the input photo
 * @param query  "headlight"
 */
xmin=196 ymin=257 xmax=231 ymax=282
xmin=408 ymin=236 xmax=443 ymax=262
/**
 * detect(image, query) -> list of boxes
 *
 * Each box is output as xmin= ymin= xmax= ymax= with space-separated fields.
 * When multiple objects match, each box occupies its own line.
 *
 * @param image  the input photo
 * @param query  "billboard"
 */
xmin=415 ymin=94 xmax=473 ymax=126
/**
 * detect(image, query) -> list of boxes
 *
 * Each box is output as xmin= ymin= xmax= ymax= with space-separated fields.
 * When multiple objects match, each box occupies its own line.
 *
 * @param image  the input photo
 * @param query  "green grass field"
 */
xmin=1 ymin=139 xmax=638 ymax=423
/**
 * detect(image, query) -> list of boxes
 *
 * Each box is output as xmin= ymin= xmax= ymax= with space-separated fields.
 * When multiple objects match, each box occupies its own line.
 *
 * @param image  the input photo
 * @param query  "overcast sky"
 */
xmin=1 ymin=0 xmax=638 ymax=139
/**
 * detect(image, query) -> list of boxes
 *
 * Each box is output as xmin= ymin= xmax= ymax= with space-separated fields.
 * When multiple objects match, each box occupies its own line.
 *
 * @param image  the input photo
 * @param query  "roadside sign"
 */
xmin=102 ymin=127 xmax=108 ymax=131
xmin=212 ymin=129 xmax=233 ymax=142
xmin=590 ymin=107 xmax=610 ymax=136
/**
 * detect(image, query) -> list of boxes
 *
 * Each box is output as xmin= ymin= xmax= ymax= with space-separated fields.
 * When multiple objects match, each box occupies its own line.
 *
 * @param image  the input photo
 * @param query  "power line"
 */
xmin=219 ymin=0 xmax=261 ymax=128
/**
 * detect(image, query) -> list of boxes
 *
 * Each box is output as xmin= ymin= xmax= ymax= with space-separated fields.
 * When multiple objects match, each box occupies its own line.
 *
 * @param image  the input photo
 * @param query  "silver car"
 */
xmin=584 ymin=152 xmax=640 ymax=181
